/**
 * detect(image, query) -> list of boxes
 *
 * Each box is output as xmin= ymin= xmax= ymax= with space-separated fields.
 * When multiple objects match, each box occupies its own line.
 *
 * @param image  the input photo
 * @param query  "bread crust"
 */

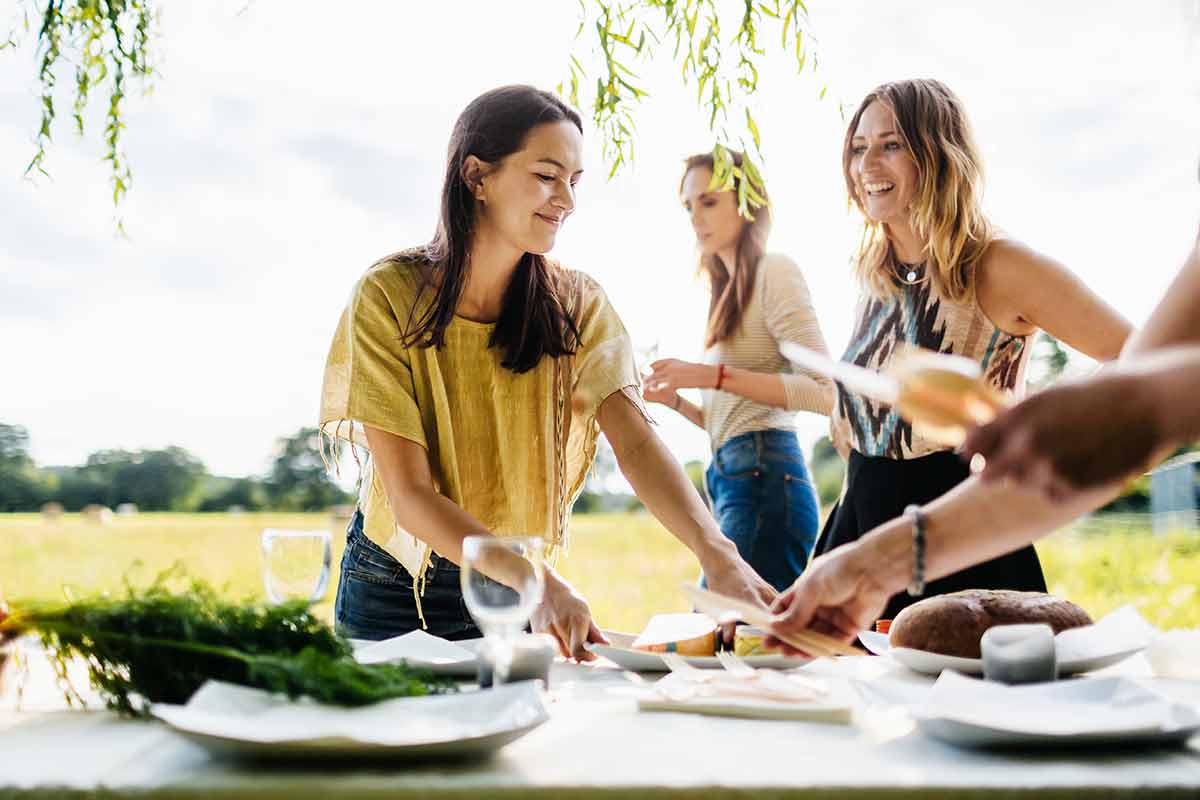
xmin=890 ymin=590 xmax=1092 ymax=658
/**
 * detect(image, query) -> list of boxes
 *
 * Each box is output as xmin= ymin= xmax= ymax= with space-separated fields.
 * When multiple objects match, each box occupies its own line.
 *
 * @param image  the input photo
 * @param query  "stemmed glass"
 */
xmin=460 ymin=536 xmax=544 ymax=686
xmin=260 ymin=529 xmax=332 ymax=606
xmin=635 ymin=339 xmax=661 ymax=382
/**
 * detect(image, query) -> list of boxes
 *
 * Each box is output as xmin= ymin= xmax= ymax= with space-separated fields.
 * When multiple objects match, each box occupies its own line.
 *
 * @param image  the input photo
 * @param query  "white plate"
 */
xmin=913 ymin=673 xmax=1200 ymax=749
xmin=857 ymin=630 xmax=1142 ymax=677
xmin=351 ymin=631 xmax=484 ymax=677
xmin=587 ymin=632 xmax=809 ymax=672
xmin=916 ymin=714 xmax=1200 ymax=749
xmin=152 ymin=680 xmax=548 ymax=761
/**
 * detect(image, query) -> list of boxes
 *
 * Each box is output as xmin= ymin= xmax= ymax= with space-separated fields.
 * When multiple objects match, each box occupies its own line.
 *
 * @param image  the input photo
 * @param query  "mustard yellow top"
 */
xmin=319 ymin=255 xmax=645 ymax=623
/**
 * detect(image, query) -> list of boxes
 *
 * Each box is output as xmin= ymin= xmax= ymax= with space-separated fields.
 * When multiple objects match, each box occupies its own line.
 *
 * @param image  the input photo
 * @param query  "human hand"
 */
xmin=698 ymin=542 xmax=777 ymax=611
xmin=642 ymin=382 xmax=680 ymax=407
xmin=645 ymin=359 xmax=719 ymax=393
xmin=531 ymin=569 xmax=609 ymax=661
xmin=962 ymin=371 xmax=1163 ymax=499
xmin=763 ymin=542 xmax=891 ymax=655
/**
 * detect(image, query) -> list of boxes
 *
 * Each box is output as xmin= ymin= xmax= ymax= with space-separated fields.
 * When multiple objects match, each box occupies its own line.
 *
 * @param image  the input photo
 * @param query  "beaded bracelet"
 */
xmin=904 ymin=504 xmax=926 ymax=597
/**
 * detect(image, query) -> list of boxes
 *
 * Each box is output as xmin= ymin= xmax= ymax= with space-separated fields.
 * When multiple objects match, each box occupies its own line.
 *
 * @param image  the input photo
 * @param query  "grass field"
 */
xmin=1 ymin=511 xmax=1197 ymax=632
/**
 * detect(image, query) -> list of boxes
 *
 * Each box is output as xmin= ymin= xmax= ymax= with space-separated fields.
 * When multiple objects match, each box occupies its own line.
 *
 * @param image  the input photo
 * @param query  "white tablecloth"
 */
xmin=2 ymin=648 xmax=1198 ymax=799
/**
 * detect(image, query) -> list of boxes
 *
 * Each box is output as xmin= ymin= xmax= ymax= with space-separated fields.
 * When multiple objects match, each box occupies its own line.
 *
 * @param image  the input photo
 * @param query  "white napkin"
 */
xmin=1147 ymin=629 xmax=1200 ymax=680
xmin=152 ymin=680 xmax=547 ymax=745
xmin=631 ymin=655 xmax=855 ymax=723
xmin=1054 ymin=605 xmax=1158 ymax=665
xmin=915 ymin=671 xmax=1199 ymax=737
xmin=353 ymin=630 xmax=477 ymax=667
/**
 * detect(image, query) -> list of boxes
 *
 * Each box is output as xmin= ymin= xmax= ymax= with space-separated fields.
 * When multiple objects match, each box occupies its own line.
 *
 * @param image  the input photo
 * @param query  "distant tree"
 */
xmin=683 ymin=459 xmax=707 ymax=500
xmin=1029 ymin=332 xmax=1072 ymax=389
xmin=810 ymin=435 xmax=845 ymax=509
xmin=0 ymin=423 xmax=46 ymax=511
xmin=52 ymin=468 xmax=110 ymax=511
xmin=574 ymin=436 xmax=620 ymax=514
xmin=0 ymin=424 xmax=32 ymax=467
xmin=198 ymin=477 xmax=268 ymax=512
xmin=80 ymin=446 xmax=206 ymax=510
xmin=265 ymin=428 xmax=353 ymax=511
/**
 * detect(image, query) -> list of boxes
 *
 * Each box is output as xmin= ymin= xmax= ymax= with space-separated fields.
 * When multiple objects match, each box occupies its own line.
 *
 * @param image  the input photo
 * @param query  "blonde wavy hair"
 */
xmin=843 ymin=79 xmax=993 ymax=304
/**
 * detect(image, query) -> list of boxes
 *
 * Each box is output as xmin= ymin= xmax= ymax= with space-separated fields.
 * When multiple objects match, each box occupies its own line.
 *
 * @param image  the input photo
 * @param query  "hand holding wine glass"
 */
xmin=460 ymin=536 xmax=545 ymax=684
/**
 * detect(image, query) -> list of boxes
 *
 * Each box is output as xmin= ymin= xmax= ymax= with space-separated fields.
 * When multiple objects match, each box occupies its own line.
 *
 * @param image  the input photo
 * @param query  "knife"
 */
xmin=779 ymin=342 xmax=900 ymax=405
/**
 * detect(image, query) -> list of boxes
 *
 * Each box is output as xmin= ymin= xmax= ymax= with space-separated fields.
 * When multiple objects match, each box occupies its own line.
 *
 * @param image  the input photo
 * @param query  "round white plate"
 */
xmin=152 ymin=680 xmax=548 ymax=761
xmin=167 ymin=718 xmax=545 ymax=761
xmin=916 ymin=715 xmax=1200 ymax=749
xmin=857 ymin=630 xmax=1142 ymax=677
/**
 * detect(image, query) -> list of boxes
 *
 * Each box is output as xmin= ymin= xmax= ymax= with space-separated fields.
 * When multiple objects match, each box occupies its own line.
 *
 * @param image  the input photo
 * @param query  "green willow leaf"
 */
xmin=10 ymin=0 xmax=156 ymax=221
xmin=745 ymin=108 xmax=761 ymax=150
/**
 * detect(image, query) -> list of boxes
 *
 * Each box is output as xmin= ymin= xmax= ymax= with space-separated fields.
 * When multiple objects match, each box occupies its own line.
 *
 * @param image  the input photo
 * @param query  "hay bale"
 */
xmin=116 ymin=502 xmax=139 ymax=516
xmin=81 ymin=504 xmax=114 ymax=524
xmin=40 ymin=502 xmax=64 ymax=521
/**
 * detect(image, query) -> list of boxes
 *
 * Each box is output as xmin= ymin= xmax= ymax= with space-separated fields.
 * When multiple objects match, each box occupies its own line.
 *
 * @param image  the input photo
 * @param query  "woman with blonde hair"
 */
xmin=807 ymin=79 xmax=1131 ymax=624
xmin=644 ymin=150 xmax=835 ymax=591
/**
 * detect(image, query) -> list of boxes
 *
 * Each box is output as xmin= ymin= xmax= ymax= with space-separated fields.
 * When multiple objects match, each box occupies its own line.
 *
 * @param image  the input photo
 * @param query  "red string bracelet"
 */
xmin=715 ymin=363 xmax=726 ymax=391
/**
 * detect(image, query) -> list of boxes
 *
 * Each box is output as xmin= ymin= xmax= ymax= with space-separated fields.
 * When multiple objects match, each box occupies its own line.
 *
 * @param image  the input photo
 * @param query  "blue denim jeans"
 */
xmin=704 ymin=429 xmax=819 ymax=593
xmin=334 ymin=510 xmax=482 ymax=641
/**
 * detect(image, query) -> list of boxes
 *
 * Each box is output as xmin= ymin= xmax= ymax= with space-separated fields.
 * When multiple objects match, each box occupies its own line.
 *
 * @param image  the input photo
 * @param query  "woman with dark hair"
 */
xmin=785 ymin=79 xmax=1132 ymax=628
xmin=643 ymin=150 xmax=835 ymax=591
xmin=320 ymin=86 xmax=774 ymax=658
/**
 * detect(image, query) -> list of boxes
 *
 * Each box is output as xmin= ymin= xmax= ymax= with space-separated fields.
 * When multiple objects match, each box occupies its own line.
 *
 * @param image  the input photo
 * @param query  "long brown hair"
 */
xmin=843 ymin=79 xmax=993 ymax=304
xmin=681 ymin=150 xmax=772 ymax=348
xmin=400 ymin=85 xmax=582 ymax=374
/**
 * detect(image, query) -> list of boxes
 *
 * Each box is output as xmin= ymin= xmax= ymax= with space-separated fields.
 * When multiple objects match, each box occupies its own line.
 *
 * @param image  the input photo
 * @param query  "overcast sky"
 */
xmin=2 ymin=0 xmax=1198 ymax=482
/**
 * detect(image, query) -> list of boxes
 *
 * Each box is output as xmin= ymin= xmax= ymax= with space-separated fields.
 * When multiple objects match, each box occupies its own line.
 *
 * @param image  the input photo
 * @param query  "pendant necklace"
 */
xmin=897 ymin=260 xmax=925 ymax=285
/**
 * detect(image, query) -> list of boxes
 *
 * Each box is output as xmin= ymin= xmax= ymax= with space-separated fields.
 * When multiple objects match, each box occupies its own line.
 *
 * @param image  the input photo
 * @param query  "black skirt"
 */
xmin=815 ymin=449 xmax=1047 ymax=623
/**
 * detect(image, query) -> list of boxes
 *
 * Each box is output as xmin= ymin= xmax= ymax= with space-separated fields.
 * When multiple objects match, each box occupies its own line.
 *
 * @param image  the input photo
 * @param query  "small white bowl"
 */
xmin=1146 ymin=629 xmax=1200 ymax=680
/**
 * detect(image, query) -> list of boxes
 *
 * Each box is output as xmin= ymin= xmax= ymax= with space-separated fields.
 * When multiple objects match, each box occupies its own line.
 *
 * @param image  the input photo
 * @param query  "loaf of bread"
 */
xmin=890 ymin=590 xmax=1092 ymax=659
xmin=632 ymin=613 xmax=718 ymax=656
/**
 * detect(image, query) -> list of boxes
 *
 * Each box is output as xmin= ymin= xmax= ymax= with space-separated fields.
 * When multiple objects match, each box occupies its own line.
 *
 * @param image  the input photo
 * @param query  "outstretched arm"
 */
xmin=597 ymin=390 xmax=776 ymax=609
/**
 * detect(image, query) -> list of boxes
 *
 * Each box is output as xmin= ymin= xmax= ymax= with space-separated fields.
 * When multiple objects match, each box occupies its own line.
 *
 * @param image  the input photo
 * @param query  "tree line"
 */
xmin=0 ymin=424 xmax=354 ymax=513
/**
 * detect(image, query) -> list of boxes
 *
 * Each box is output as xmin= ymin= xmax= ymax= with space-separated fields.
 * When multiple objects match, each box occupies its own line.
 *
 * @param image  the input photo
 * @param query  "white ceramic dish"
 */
xmin=587 ymin=632 xmax=809 ymax=672
xmin=351 ymin=631 xmax=484 ymax=677
xmin=152 ymin=680 xmax=548 ymax=761
xmin=857 ymin=630 xmax=1142 ymax=677
xmin=912 ymin=673 xmax=1200 ymax=749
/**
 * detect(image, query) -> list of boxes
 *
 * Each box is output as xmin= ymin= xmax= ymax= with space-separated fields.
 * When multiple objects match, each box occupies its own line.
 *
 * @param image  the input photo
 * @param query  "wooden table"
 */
xmin=2 ymin=648 xmax=1198 ymax=799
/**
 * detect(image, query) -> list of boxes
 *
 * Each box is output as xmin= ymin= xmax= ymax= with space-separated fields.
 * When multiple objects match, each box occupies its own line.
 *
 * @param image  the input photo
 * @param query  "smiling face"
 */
xmin=847 ymin=100 xmax=920 ymax=227
xmin=680 ymin=166 xmax=744 ymax=258
xmin=472 ymin=120 xmax=584 ymax=255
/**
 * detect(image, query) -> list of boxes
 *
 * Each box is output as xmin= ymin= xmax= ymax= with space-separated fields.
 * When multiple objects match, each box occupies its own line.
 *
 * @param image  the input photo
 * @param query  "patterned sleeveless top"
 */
xmin=831 ymin=267 xmax=1034 ymax=460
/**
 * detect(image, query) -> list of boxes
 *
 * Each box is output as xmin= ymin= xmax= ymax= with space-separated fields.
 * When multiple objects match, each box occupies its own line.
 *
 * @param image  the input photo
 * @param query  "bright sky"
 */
xmin=2 ymin=1 xmax=1198 ymax=481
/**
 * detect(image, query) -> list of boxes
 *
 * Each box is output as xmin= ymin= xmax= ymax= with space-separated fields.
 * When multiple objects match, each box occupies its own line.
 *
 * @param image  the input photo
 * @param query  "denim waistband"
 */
xmin=711 ymin=428 xmax=809 ymax=480
xmin=719 ymin=428 xmax=799 ymax=448
xmin=345 ymin=509 xmax=459 ymax=581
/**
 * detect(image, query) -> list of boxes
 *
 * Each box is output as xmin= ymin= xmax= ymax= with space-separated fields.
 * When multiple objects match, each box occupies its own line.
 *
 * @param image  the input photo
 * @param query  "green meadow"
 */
xmin=1 ymin=512 xmax=1196 ymax=632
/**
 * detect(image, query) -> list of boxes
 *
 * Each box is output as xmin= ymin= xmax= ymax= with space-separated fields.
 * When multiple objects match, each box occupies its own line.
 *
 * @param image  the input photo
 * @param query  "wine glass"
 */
xmin=635 ymin=339 xmax=661 ymax=382
xmin=460 ymin=536 xmax=544 ymax=685
xmin=260 ymin=529 xmax=332 ymax=606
